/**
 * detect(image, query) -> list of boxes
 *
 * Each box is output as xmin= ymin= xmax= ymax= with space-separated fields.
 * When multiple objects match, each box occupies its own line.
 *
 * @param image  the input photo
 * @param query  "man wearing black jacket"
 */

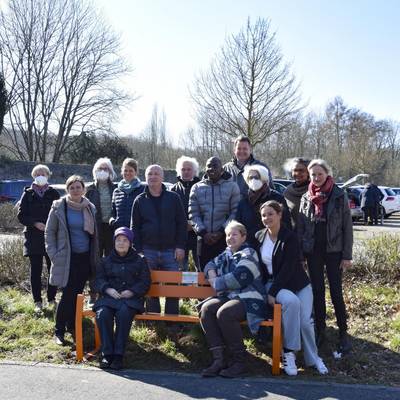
xmin=130 ymin=164 xmax=187 ymax=314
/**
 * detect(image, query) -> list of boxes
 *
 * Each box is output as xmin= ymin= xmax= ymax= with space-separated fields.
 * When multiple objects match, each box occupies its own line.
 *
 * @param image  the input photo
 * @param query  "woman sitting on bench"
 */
xmin=93 ymin=227 xmax=150 ymax=370
xmin=200 ymin=220 xmax=266 ymax=378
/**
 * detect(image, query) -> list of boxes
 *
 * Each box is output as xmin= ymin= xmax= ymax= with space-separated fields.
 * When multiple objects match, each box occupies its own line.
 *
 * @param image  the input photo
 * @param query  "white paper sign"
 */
xmin=181 ymin=272 xmax=198 ymax=284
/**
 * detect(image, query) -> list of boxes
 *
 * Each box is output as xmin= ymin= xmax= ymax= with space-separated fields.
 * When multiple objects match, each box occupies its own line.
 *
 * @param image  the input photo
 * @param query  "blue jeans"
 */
xmin=143 ymin=248 xmax=179 ymax=314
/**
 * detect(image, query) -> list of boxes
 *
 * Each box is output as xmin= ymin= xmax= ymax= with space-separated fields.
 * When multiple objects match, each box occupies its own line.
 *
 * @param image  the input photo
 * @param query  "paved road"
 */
xmin=0 ymin=362 xmax=399 ymax=400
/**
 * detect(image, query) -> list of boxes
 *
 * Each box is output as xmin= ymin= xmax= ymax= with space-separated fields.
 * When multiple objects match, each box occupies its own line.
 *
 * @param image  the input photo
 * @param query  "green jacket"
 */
xmin=297 ymin=185 xmax=353 ymax=260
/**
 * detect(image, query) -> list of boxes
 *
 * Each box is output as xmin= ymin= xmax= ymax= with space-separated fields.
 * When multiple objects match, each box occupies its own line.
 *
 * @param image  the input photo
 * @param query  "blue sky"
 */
xmin=56 ymin=1 xmax=400 ymax=139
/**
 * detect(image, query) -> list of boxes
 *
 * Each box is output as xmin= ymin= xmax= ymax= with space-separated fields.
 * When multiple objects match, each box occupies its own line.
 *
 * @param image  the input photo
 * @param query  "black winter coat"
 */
xmin=171 ymin=176 xmax=200 ymax=218
xmin=255 ymin=226 xmax=309 ymax=298
xmin=131 ymin=185 xmax=187 ymax=252
xmin=111 ymin=183 xmax=145 ymax=229
xmin=94 ymin=248 xmax=151 ymax=313
xmin=17 ymin=187 xmax=60 ymax=256
xmin=236 ymin=189 xmax=292 ymax=249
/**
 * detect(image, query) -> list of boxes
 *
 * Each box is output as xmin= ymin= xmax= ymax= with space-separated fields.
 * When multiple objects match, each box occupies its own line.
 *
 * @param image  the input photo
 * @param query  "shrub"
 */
xmin=0 ymin=202 xmax=21 ymax=232
xmin=351 ymin=234 xmax=400 ymax=284
xmin=0 ymin=236 xmax=29 ymax=287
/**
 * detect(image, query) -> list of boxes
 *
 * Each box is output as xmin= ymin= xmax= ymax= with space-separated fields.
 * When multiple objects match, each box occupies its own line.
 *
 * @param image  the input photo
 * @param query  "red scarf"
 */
xmin=308 ymin=176 xmax=335 ymax=217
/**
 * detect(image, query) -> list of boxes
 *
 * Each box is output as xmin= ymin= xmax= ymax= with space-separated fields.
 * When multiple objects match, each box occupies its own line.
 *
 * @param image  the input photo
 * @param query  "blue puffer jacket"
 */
xmin=110 ymin=182 xmax=145 ymax=229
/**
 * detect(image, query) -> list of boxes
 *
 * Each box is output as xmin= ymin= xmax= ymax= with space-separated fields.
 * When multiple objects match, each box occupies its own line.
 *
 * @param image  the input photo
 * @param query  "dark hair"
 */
xmin=292 ymin=157 xmax=310 ymax=168
xmin=65 ymin=175 xmax=85 ymax=190
xmin=234 ymin=134 xmax=251 ymax=147
xmin=260 ymin=200 xmax=283 ymax=215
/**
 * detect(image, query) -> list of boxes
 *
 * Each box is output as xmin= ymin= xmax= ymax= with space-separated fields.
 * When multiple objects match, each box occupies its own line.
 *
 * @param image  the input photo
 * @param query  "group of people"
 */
xmin=17 ymin=134 xmax=353 ymax=376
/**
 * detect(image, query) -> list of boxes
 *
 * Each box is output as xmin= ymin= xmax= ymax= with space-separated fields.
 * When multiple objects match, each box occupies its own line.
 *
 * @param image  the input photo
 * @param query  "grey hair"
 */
xmin=145 ymin=164 xmax=164 ymax=178
xmin=243 ymin=164 xmax=270 ymax=184
xmin=31 ymin=164 xmax=51 ymax=178
xmin=175 ymin=156 xmax=199 ymax=177
xmin=308 ymin=159 xmax=332 ymax=176
xmin=92 ymin=157 xmax=117 ymax=181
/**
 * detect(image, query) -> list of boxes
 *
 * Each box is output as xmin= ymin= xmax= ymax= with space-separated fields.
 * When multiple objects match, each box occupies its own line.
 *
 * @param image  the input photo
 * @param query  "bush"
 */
xmin=351 ymin=234 xmax=400 ymax=284
xmin=0 ymin=236 xmax=29 ymax=287
xmin=0 ymin=202 xmax=20 ymax=231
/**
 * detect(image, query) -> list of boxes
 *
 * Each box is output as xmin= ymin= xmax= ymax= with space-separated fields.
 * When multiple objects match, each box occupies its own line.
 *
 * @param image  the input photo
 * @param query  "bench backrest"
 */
xmin=147 ymin=271 xmax=215 ymax=299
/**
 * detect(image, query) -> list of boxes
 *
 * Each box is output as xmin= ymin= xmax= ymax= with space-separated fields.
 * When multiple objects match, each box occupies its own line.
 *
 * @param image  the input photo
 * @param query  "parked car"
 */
xmin=351 ymin=185 xmax=400 ymax=218
xmin=0 ymin=179 xmax=31 ymax=204
xmin=391 ymin=187 xmax=400 ymax=196
xmin=273 ymin=178 xmax=293 ymax=187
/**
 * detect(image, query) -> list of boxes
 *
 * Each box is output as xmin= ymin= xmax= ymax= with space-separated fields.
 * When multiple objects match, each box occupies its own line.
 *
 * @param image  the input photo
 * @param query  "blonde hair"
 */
xmin=31 ymin=164 xmax=51 ymax=178
xmin=225 ymin=220 xmax=247 ymax=236
xmin=308 ymin=159 xmax=332 ymax=176
xmin=121 ymin=158 xmax=138 ymax=173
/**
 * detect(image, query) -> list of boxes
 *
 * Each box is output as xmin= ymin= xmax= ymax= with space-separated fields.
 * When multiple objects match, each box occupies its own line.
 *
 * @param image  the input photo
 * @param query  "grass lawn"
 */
xmin=0 ymin=280 xmax=399 ymax=386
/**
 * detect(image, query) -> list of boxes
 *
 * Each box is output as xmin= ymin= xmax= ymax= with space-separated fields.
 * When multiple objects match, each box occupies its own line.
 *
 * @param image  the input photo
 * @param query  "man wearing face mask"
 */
xmin=236 ymin=165 xmax=291 ymax=248
xmin=86 ymin=158 xmax=117 ymax=305
xmin=17 ymin=164 xmax=60 ymax=312
xmin=189 ymin=157 xmax=240 ymax=270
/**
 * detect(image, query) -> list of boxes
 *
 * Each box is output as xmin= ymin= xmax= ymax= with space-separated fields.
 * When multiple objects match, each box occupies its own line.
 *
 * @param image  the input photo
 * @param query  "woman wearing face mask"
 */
xmin=45 ymin=175 xmax=99 ymax=345
xmin=283 ymin=157 xmax=311 ymax=230
xmin=110 ymin=158 xmax=144 ymax=230
xmin=298 ymin=159 xmax=353 ymax=354
xmin=17 ymin=164 xmax=60 ymax=312
xmin=236 ymin=165 xmax=291 ymax=248
xmin=86 ymin=158 xmax=117 ymax=305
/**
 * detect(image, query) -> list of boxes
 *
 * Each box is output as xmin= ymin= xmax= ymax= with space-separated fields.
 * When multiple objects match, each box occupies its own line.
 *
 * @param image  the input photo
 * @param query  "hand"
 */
xmin=211 ymin=231 xmax=223 ymax=242
xmin=268 ymin=294 xmax=276 ymax=307
xmin=208 ymin=277 xmax=217 ymax=289
xmin=105 ymin=288 xmax=121 ymax=299
xmin=34 ymin=222 xmax=46 ymax=231
xmin=175 ymin=248 xmax=185 ymax=262
xmin=120 ymin=290 xmax=134 ymax=299
xmin=204 ymin=232 xmax=215 ymax=245
xmin=187 ymin=222 xmax=193 ymax=231
xmin=301 ymin=260 xmax=307 ymax=271
xmin=340 ymin=259 xmax=352 ymax=270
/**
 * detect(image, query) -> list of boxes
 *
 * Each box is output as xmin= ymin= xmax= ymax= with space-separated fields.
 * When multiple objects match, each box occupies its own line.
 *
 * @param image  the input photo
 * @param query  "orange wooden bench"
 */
xmin=75 ymin=270 xmax=282 ymax=375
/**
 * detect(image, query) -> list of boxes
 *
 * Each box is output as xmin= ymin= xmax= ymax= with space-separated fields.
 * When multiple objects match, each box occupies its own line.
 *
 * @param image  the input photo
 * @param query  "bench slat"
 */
xmin=147 ymin=285 xmax=214 ymax=298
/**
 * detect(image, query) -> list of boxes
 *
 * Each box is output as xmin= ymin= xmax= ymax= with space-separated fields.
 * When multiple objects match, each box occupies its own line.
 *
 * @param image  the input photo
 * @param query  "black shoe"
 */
xmin=54 ymin=335 xmax=65 ymax=346
xmin=99 ymin=355 xmax=113 ymax=369
xmin=339 ymin=332 xmax=352 ymax=354
xmin=110 ymin=355 xmax=123 ymax=370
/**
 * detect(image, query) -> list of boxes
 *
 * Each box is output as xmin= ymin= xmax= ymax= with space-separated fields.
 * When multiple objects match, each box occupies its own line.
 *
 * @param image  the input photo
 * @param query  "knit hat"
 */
xmin=113 ymin=227 xmax=134 ymax=244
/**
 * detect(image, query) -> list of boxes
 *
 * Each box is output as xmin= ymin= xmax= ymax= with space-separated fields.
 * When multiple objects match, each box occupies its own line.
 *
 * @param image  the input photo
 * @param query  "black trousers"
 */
xmin=89 ymin=223 xmax=114 ymax=297
xmin=363 ymin=206 xmax=378 ymax=225
xmin=306 ymin=247 xmax=347 ymax=333
xmin=28 ymin=254 xmax=57 ymax=303
xmin=199 ymin=235 xmax=226 ymax=272
xmin=55 ymin=252 xmax=91 ymax=336
xmin=96 ymin=304 xmax=137 ymax=356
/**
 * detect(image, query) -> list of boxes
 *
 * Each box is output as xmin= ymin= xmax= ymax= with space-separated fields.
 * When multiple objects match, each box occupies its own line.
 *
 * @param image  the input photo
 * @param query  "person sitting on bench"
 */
xmin=93 ymin=227 xmax=150 ymax=370
xmin=199 ymin=220 xmax=266 ymax=378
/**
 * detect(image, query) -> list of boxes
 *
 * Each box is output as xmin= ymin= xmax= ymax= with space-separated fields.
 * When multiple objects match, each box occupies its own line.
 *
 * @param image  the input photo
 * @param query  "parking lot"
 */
xmin=353 ymin=212 xmax=400 ymax=239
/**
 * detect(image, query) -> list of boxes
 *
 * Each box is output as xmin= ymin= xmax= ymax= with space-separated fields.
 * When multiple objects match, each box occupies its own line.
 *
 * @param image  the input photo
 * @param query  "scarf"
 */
xmin=308 ymin=176 xmax=335 ymax=217
xmin=65 ymin=196 xmax=95 ymax=235
xmin=118 ymin=178 xmax=141 ymax=194
xmin=31 ymin=183 xmax=49 ymax=198
xmin=248 ymin=182 xmax=270 ymax=206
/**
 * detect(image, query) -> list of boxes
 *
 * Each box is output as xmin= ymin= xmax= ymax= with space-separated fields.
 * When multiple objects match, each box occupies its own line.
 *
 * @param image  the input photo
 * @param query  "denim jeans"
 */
xmin=143 ymin=247 xmax=179 ymax=314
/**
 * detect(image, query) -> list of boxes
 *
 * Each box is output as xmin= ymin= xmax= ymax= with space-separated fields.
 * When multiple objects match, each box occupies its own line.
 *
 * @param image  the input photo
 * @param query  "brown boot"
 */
xmin=219 ymin=344 xmax=247 ymax=378
xmin=201 ymin=346 xmax=226 ymax=377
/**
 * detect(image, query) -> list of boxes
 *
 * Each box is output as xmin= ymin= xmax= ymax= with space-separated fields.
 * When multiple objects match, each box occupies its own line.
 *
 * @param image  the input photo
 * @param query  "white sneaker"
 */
xmin=34 ymin=302 xmax=43 ymax=313
xmin=283 ymin=351 xmax=298 ymax=376
xmin=314 ymin=357 xmax=328 ymax=375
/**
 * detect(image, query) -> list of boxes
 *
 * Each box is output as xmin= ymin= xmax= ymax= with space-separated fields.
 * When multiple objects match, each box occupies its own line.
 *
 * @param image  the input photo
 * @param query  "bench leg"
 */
xmin=75 ymin=294 xmax=84 ymax=361
xmin=271 ymin=304 xmax=282 ymax=375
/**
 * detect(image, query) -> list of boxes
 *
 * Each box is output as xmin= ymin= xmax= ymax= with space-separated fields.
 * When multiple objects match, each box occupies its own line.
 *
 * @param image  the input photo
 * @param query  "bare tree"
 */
xmin=190 ymin=17 xmax=302 ymax=146
xmin=0 ymin=72 xmax=8 ymax=133
xmin=0 ymin=0 xmax=131 ymax=162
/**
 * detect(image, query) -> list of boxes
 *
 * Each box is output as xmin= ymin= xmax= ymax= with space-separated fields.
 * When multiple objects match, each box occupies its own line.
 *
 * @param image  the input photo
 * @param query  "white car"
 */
xmin=351 ymin=185 xmax=400 ymax=218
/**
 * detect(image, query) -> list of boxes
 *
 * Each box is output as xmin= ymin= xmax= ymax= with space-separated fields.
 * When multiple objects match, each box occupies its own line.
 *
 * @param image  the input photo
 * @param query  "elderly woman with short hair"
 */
xmin=171 ymin=156 xmax=200 ymax=270
xmin=17 ymin=164 xmax=60 ymax=312
xmin=298 ymin=159 xmax=353 ymax=353
xmin=45 ymin=175 xmax=99 ymax=345
xmin=236 ymin=164 xmax=291 ymax=248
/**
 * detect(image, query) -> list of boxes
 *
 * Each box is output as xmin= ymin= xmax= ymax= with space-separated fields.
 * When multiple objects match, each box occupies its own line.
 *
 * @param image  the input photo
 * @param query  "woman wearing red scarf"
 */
xmin=298 ymin=159 xmax=353 ymax=354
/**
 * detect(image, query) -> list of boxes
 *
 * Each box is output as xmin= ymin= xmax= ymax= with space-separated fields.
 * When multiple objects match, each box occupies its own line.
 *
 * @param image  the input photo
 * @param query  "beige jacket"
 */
xmin=45 ymin=197 xmax=99 ymax=288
